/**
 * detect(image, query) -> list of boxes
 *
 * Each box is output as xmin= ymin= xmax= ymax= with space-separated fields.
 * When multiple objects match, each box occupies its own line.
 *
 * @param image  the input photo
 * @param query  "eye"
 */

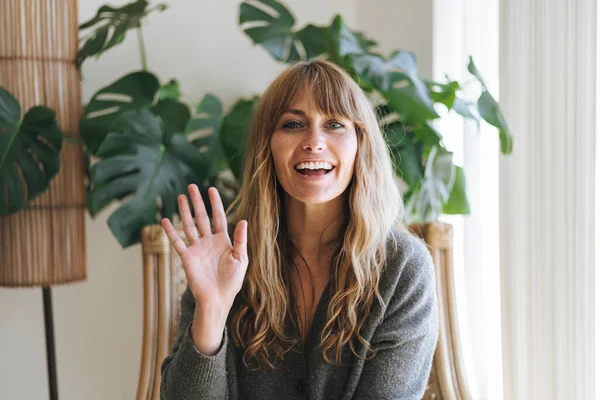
xmin=283 ymin=120 xmax=303 ymax=130
xmin=327 ymin=120 xmax=345 ymax=130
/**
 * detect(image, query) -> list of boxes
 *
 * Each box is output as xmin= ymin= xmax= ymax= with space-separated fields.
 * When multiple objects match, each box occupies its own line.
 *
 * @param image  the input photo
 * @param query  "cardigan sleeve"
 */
xmin=160 ymin=286 xmax=229 ymax=400
xmin=353 ymin=237 xmax=439 ymax=400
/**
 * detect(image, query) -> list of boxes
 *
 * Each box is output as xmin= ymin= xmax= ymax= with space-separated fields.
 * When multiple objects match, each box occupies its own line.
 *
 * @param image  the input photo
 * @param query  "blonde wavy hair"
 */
xmin=229 ymin=59 xmax=404 ymax=369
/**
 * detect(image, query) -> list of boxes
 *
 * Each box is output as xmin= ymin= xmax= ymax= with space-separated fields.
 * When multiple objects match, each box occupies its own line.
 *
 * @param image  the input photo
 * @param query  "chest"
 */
xmin=291 ymin=261 xmax=332 ymax=343
xmin=294 ymin=281 xmax=327 ymax=341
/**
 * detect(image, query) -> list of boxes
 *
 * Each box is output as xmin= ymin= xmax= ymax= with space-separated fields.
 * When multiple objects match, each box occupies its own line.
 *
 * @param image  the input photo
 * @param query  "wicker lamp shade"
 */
xmin=0 ymin=0 xmax=86 ymax=287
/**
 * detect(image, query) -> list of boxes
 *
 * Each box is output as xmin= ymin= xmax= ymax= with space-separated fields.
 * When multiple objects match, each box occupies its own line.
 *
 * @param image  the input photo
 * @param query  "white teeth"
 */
xmin=295 ymin=161 xmax=334 ymax=170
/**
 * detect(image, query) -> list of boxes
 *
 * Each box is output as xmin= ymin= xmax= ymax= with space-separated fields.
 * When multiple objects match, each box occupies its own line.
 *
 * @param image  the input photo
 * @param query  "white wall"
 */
xmin=356 ymin=0 xmax=434 ymax=79
xmin=0 ymin=1 xmax=434 ymax=399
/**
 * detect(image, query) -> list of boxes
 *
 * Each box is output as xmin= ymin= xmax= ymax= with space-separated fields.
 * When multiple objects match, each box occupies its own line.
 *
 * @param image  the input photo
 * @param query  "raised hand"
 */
xmin=161 ymin=184 xmax=248 ymax=318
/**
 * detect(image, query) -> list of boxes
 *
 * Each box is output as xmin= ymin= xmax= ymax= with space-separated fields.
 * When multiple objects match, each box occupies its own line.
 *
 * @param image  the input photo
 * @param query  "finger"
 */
xmin=232 ymin=220 xmax=248 ymax=263
xmin=178 ymin=194 xmax=199 ymax=243
xmin=161 ymin=217 xmax=187 ymax=256
xmin=189 ymin=184 xmax=211 ymax=237
xmin=209 ymin=187 xmax=228 ymax=235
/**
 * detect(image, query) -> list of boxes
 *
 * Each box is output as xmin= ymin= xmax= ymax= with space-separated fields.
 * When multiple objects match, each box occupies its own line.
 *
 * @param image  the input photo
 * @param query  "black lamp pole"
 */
xmin=42 ymin=287 xmax=58 ymax=400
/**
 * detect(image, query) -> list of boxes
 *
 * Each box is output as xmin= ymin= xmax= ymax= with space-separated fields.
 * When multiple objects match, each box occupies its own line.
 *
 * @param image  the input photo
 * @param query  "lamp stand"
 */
xmin=43 ymin=287 xmax=58 ymax=400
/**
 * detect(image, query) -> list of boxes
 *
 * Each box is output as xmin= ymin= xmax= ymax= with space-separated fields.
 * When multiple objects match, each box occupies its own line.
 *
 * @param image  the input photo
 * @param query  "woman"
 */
xmin=160 ymin=59 xmax=439 ymax=399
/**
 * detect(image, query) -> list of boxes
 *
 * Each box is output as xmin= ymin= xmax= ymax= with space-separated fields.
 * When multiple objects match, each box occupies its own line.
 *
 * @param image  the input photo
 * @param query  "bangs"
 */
xmin=273 ymin=62 xmax=366 ymax=127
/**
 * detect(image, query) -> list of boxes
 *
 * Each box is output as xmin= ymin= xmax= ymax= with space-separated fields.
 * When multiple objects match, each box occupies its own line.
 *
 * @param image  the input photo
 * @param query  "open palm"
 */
xmin=161 ymin=184 xmax=248 ymax=312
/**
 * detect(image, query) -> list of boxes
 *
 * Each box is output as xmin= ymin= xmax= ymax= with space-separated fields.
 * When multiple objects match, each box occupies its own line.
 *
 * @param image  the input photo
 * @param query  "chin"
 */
xmin=284 ymin=187 xmax=347 ymax=206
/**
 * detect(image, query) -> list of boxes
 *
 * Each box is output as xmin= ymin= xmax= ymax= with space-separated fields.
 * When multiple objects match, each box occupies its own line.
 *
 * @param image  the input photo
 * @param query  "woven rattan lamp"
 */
xmin=0 ymin=1 xmax=86 ymax=399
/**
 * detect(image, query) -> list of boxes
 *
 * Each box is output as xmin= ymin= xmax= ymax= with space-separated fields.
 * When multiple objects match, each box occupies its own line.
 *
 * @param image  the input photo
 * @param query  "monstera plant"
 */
xmin=0 ymin=0 xmax=512 ymax=248
xmin=81 ymin=74 xmax=256 ymax=246
xmin=76 ymin=0 xmax=257 ymax=247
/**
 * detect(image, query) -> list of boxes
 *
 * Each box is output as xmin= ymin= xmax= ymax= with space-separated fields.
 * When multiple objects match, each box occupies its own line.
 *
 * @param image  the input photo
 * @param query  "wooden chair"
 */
xmin=410 ymin=223 xmax=473 ymax=400
xmin=136 ymin=225 xmax=189 ymax=400
xmin=136 ymin=223 xmax=472 ymax=399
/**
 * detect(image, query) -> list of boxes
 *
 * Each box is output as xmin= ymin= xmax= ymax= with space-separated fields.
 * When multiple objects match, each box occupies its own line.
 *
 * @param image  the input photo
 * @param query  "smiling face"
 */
xmin=270 ymin=89 xmax=358 ymax=206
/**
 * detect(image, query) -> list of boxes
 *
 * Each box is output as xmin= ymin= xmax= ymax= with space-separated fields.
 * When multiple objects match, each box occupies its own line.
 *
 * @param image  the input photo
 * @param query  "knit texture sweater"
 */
xmin=160 ymin=228 xmax=439 ymax=400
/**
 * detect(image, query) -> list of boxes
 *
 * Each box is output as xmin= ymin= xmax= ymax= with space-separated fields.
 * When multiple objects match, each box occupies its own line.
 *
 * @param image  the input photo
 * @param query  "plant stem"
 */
xmin=137 ymin=26 xmax=148 ymax=71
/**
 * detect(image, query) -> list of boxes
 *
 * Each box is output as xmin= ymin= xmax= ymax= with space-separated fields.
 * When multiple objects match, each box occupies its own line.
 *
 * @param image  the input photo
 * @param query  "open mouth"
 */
xmin=296 ymin=168 xmax=333 ymax=176
xmin=294 ymin=161 xmax=335 ymax=177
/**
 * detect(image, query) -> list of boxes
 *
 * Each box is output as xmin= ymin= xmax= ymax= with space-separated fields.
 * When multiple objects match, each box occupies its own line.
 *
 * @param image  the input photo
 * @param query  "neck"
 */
xmin=284 ymin=193 xmax=347 ymax=258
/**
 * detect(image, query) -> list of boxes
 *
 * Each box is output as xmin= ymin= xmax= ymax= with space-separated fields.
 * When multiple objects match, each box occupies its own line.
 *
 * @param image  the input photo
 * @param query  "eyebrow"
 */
xmin=282 ymin=108 xmax=306 ymax=116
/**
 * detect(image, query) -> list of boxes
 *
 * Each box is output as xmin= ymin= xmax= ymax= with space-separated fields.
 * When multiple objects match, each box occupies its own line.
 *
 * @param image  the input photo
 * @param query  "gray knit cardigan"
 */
xmin=160 ymin=228 xmax=439 ymax=399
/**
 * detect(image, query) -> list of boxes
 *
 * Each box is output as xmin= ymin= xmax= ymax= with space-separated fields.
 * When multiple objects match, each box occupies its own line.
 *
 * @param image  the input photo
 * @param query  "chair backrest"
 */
xmin=410 ymin=222 xmax=472 ymax=400
xmin=136 ymin=225 xmax=188 ymax=400
xmin=135 ymin=222 xmax=471 ymax=400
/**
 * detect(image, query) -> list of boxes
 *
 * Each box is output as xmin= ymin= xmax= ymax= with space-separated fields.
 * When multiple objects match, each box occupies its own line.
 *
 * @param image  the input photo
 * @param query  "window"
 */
xmin=434 ymin=0 xmax=503 ymax=398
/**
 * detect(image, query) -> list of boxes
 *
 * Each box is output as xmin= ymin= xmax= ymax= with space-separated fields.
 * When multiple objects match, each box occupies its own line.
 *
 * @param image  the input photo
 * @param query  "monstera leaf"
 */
xmin=452 ymin=97 xmax=479 ymax=121
xmin=89 ymin=108 xmax=207 ymax=247
xmin=0 ymin=87 xmax=63 ymax=215
xmin=157 ymin=79 xmax=182 ymax=101
xmin=411 ymin=121 xmax=442 ymax=147
xmin=78 ymin=0 xmax=168 ymax=66
xmin=239 ymin=0 xmax=376 ymax=64
xmin=405 ymin=147 xmax=456 ymax=222
xmin=427 ymin=79 xmax=460 ymax=110
xmin=185 ymin=94 xmax=226 ymax=178
xmin=80 ymin=71 xmax=160 ymax=154
xmin=353 ymin=31 xmax=377 ymax=53
xmin=220 ymin=97 xmax=258 ymax=181
xmin=352 ymin=51 xmax=431 ymax=109
xmin=468 ymin=57 xmax=513 ymax=154
xmin=152 ymin=98 xmax=191 ymax=140
xmin=385 ymin=122 xmax=423 ymax=188
xmin=153 ymin=80 xmax=191 ymax=139
xmin=443 ymin=165 xmax=470 ymax=215
xmin=186 ymin=94 xmax=223 ymax=147
xmin=326 ymin=15 xmax=375 ymax=61
xmin=239 ymin=0 xmax=327 ymax=62
xmin=384 ymin=83 xmax=439 ymax=123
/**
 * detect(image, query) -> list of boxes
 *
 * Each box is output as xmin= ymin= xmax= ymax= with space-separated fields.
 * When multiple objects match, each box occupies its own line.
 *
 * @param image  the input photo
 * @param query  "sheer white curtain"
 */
xmin=597 ymin=5 xmax=600 ymax=394
xmin=433 ymin=0 xmax=503 ymax=399
xmin=499 ymin=0 xmax=596 ymax=398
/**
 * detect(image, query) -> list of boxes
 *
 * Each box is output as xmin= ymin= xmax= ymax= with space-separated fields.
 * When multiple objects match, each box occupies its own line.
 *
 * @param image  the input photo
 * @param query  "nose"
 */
xmin=302 ymin=125 xmax=326 ymax=152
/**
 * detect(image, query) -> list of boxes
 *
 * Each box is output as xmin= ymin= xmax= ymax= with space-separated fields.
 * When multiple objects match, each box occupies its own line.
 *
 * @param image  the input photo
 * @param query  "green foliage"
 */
xmin=80 ymin=71 xmax=160 ymax=154
xmin=0 ymin=87 xmax=63 ymax=215
xmin=80 ymin=69 xmax=255 ymax=246
xmin=220 ymin=98 xmax=259 ymax=181
xmin=185 ymin=94 xmax=259 ymax=182
xmin=157 ymin=79 xmax=183 ymax=101
xmin=385 ymin=122 xmax=423 ymax=187
xmin=468 ymin=57 xmax=513 ymax=153
xmin=239 ymin=0 xmax=328 ymax=62
xmin=78 ymin=0 xmax=168 ymax=66
xmin=89 ymin=108 xmax=208 ymax=246
xmin=443 ymin=166 xmax=470 ymax=215
xmin=404 ymin=147 xmax=455 ymax=223
xmin=0 ymin=0 xmax=513 ymax=248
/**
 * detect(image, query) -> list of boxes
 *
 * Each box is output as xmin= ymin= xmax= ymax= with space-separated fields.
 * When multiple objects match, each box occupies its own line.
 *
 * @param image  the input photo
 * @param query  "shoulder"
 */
xmin=385 ymin=226 xmax=432 ymax=266
xmin=384 ymin=226 xmax=434 ymax=280
xmin=368 ymin=227 xmax=438 ymax=343
xmin=378 ymin=226 xmax=436 ymax=308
